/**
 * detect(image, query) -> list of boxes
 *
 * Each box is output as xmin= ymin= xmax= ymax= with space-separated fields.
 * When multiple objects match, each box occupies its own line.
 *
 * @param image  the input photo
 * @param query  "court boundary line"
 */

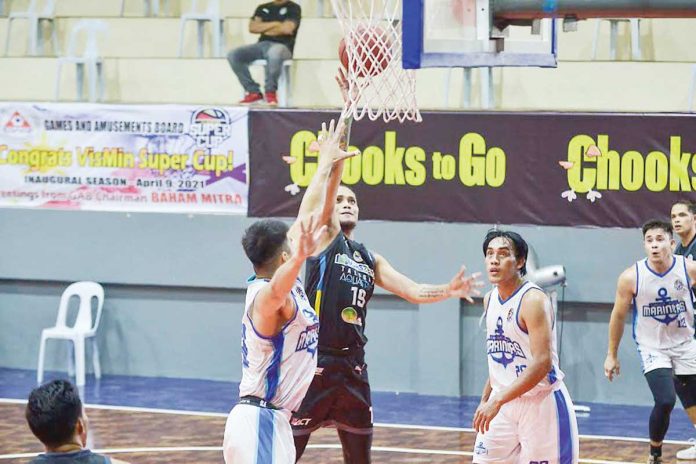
xmin=0 ymin=444 xmax=642 ymax=464
xmin=0 ymin=397 xmax=691 ymax=446
xmin=309 ymin=445 xmax=642 ymax=464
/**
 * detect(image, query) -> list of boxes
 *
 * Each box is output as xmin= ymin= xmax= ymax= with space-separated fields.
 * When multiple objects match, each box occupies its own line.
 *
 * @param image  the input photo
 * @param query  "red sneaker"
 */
xmin=265 ymin=91 xmax=278 ymax=106
xmin=239 ymin=92 xmax=263 ymax=105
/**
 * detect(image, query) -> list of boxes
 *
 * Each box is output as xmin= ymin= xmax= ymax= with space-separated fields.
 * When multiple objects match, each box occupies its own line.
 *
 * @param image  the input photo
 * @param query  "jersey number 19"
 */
xmin=351 ymin=286 xmax=366 ymax=308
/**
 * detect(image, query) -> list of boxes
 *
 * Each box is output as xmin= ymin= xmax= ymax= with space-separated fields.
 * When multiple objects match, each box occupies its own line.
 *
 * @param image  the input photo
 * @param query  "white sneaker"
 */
xmin=677 ymin=438 xmax=696 ymax=460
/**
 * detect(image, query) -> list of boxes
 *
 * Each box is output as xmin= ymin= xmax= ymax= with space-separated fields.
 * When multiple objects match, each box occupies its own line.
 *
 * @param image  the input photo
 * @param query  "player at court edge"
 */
xmin=671 ymin=200 xmax=696 ymax=260
xmin=222 ymin=117 xmax=358 ymax=464
xmin=291 ymin=68 xmax=484 ymax=464
xmin=473 ymin=229 xmax=579 ymax=464
xmin=605 ymin=220 xmax=696 ymax=464
xmin=669 ymin=200 xmax=696 ymax=460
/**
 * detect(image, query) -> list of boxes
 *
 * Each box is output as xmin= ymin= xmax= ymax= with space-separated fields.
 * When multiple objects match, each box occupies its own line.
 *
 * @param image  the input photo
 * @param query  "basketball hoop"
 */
xmin=331 ymin=0 xmax=422 ymax=123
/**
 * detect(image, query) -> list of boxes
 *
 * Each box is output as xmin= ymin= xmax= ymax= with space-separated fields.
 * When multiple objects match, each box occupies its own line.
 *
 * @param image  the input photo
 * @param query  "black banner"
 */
xmin=249 ymin=109 xmax=696 ymax=228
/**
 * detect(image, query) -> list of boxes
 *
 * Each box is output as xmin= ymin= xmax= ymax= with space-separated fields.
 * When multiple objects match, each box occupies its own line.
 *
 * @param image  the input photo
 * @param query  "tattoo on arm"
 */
xmin=417 ymin=285 xmax=449 ymax=300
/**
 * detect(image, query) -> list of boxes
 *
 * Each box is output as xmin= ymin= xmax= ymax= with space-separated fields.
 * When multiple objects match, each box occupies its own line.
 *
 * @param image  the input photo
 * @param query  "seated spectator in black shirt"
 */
xmin=25 ymin=379 xmax=129 ymax=464
xmin=227 ymin=0 xmax=301 ymax=106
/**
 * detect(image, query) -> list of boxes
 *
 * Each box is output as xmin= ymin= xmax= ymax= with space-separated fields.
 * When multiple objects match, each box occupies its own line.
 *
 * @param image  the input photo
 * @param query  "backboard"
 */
xmin=402 ymin=0 xmax=557 ymax=69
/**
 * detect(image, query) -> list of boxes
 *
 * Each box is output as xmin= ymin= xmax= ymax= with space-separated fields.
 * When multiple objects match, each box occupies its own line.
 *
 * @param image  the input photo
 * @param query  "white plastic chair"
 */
xmin=592 ymin=18 xmax=642 ymax=61
xmin=55 ymin=20 xmax=108 ymax=102
xmin=251 ymin=59 xmax=293 ymax=107
xmin=4 ymin=0 xmax=58 ymax=56
xmin=178 ymin=0 xmax=224 ymax=58
xmin=120 ymin=0 xmax=170 ymax=17
xmin=37 ymin=282 xmax=105 ymax=387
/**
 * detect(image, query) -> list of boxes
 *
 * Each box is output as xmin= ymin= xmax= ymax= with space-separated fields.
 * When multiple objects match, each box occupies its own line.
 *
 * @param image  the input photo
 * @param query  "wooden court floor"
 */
xmin=0 ymin=402 xmax=694 ymax=463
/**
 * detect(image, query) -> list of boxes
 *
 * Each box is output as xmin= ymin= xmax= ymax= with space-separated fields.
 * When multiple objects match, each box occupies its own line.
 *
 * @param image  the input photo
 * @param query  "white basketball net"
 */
xmin=331 ymin=0 xmax=422 ymax=123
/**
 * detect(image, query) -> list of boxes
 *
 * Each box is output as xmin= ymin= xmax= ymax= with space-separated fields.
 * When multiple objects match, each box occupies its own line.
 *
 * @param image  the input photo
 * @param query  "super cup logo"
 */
xmin=188 ymin=108 xmax=232 ymax=149
xmin=487 ymin=316 xmax=527 ymax=368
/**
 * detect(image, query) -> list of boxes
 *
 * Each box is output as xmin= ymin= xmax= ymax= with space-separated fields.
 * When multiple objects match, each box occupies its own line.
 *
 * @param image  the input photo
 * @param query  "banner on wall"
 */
xmin=248 ymin=109 xmax=696 ymax=228
xmin=0 ymin=103 xmax=249 ymax=213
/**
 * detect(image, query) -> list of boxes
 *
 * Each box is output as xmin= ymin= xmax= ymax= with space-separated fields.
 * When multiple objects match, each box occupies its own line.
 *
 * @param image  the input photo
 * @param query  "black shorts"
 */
xmin=291 ymin=350 xmax=372 ymax=435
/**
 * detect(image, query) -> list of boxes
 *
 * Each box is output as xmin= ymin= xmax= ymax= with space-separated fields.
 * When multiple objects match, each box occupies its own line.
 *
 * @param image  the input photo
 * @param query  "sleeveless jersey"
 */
xmin=675 ymin=235 xmax=696 ymax=261
xmin=304 ymin=232 xmax=375 ymax=350
xmin=675 ymin=236 xmax=696 ymax=306
xmin=485 ymin=281 xmax=563 ymax=396
xmin=632 ymin=256 xmax=695 ymax=351
xmin=239 ymin=277 xmax=319 ymax=412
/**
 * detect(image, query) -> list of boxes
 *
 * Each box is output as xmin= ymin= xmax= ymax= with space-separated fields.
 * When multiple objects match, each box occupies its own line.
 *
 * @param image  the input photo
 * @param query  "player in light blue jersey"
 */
xmin=605 ymin=219 xmax=696 ymax=464
xmin=223 ymin=118 xmax=357 ymax=464
xmin=473 ymin=229 xmax=578 ymax=464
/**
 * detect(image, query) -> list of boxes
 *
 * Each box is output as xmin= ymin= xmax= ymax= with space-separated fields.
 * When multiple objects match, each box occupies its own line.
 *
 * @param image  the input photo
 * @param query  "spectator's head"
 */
xmin=242 ymin=219 xmax=291 ymax=274
xmin=25 ymin=379 xmax=88 ymax=451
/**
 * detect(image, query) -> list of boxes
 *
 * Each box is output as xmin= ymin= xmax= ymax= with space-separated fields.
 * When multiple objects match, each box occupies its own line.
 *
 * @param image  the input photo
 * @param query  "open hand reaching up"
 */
xmin=448 ymin=266 xmax=484 ymax=303
xmin=294 ymin=214 xmax=328 ymax=260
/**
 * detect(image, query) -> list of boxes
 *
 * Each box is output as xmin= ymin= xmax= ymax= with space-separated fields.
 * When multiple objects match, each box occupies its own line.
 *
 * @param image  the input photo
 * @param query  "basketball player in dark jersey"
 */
xmin=291 ymin=119 xmax=483 ymax=463
xmin=670 ymin=200 xmax=696 ymax=460
xmin=672 ymin=200 xmax=696 ymax=260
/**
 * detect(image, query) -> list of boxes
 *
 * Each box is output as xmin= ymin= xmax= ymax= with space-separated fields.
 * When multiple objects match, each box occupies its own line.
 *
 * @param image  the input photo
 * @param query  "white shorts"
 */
xmin=472 ymin=383 xmax=579 ymax=464
xmin=638 ymin=340 xmax=696 ymax=375
xmin=223 ymin=404 xmax=295 ymax=464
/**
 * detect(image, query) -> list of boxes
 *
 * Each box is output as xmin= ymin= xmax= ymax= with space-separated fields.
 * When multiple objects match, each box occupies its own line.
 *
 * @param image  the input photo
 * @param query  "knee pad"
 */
xmin=654 ymin=398 xmax=676 ymax=413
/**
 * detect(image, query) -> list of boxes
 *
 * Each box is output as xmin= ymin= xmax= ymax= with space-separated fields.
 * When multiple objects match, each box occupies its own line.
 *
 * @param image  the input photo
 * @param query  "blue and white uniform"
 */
xmin=474 ymin=281 xmax=579 ymax=464
xmin=633 ymin=256 xmax=696 ymax=374
xmin=223 ymin=277 xmax=319 ymax=464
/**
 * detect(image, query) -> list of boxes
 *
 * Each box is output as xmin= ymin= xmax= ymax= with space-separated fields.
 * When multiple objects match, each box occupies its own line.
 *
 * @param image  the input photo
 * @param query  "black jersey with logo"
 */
xmin=304 ymin=232 xmax=376 ymax=350
xmin=676 ymin=235 xmax=696 ymax=261
xmin=675 ymin=235 xmax=696 ymax=306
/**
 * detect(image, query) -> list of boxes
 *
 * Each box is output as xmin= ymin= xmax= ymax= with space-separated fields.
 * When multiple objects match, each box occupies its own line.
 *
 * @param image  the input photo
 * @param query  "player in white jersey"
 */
xmin=605 ymin=220 xmax=696 ymax=464
xmin=473 ymin=229 xmax=579 ymax=464
xmin=223 ymin=118 xmax=358 ymax=464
